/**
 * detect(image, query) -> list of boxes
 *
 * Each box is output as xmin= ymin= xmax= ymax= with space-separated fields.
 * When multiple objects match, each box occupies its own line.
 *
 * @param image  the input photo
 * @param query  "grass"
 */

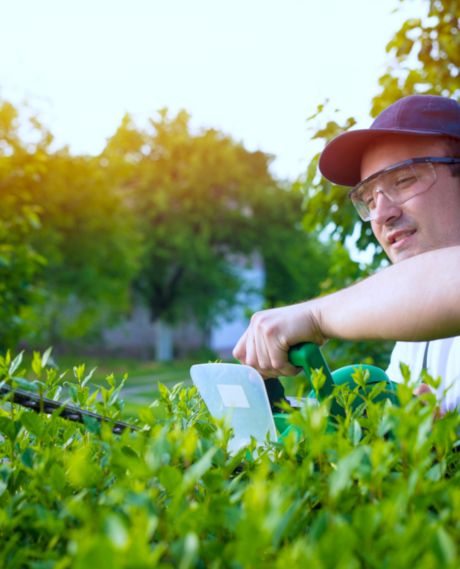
xmin=52 ymin=353 xmax=199 ymax=385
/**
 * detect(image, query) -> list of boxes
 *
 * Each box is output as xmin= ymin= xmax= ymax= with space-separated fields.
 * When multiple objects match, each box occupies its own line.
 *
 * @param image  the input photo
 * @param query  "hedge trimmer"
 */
xmin=0 ymin=343 xmax=397 ymax=443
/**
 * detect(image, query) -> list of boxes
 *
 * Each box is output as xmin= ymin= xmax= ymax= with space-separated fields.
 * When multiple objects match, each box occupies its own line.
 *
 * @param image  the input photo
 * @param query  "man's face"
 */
xmin=360 ymin=135 xmax=460 ymax=263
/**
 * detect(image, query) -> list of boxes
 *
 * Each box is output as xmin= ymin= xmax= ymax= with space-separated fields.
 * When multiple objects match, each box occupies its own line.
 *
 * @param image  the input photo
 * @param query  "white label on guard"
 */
xmin=217 ymin=384 xmax=250 ymax=408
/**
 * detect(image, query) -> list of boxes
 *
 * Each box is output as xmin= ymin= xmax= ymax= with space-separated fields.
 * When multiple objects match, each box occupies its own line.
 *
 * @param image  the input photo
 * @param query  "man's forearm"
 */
xmin=314 ymin=245 xmax=460 ymax=342
xmin=233 ymin=245 xmax=460 ymax=377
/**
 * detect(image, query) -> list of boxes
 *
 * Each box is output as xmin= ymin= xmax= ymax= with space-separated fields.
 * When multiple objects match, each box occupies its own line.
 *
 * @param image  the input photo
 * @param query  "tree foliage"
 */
xmin=28 ymin=152 xmax=141 ymax=344
xmin=0 ymin=102 xmax=46 ymax=348
xmin=1 ymin=102 xmax=332 ymax=351
xmin=372 ymin=0 xmax=459 ymax=114
xmin=103 ymin=110 xmax=332 ymax=328
xmin=0 ymin=102 xmax=141 ymax=349
xmin=255 ymin=185 xmax=343 ymax=308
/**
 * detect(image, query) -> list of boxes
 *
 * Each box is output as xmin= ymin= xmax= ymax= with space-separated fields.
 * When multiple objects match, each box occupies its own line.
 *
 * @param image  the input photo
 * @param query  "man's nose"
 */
xmin=370 ymin=191 xmax=402 ymax=225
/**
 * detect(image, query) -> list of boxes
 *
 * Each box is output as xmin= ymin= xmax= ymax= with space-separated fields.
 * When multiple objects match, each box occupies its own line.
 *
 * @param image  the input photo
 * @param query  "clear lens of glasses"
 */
xmin=350 ymin=162 xmax=437 ymax=221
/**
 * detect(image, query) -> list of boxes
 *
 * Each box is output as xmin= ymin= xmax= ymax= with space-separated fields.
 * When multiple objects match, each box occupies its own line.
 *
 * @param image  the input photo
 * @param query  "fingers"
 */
xmin=232 ymin=329 xmax=248 ymax=362
xmin=253 ymin=325 xmax=274 ymax=372
xmin=232 ymin=308 xmax=301 ymax=377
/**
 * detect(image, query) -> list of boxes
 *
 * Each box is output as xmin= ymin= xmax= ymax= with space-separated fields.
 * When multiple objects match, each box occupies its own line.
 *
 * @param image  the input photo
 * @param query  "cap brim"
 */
xmin=318 ymin=127 xmax=450 ymax=187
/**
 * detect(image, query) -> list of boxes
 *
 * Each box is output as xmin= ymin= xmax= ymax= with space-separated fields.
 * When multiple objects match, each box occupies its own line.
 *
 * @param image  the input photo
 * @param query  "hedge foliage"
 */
xmin=1 ymin=352 xmax=460 ymax=568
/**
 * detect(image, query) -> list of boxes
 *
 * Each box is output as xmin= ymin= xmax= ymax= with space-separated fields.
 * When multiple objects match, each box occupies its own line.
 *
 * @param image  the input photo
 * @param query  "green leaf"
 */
xmin=21 ymin=447 xmax=34 ymax=469
xmin=21 ymin=411 xmax=45 ymax=436
xmin=311 ymin=368 xmax=326 ymax=395
xmin=12 ymin=377 xmax=42 ymax=392
xmin=182 ymin=448 xmax=217 ymax=489
xmin=82 ymin=415 xmax=101 ymax=435
xmin=0 ymin=417 xmax=22 ymax=442
xmin=8 ymin=351 xmax=23 ymax=376
xmin=32 ymin=351 xmax=43 ymax=379
xmin=41 ymin=347 xmax=54 ymax=369
xmin=433 ymin=527 xmax=456 ymax=565
xmin=81 ymin=367 xmax=97 ymax=388
xmin=179 ymin=532 xmax=199 ymax=569
xmin=348 ymin=420 xmax=362 ymax=445
xmin=158 ymin=465 xmax=183 ymax=493
xmin=329 ymin=447 xmax=368 ymax=499
xmin=104 ymin=514 xmax=129 ymax=549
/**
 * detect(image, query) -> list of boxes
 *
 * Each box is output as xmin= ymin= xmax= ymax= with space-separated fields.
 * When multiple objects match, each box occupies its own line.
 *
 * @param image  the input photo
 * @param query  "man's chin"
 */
xmin=386 ymin=245 xmax=419 ymax=264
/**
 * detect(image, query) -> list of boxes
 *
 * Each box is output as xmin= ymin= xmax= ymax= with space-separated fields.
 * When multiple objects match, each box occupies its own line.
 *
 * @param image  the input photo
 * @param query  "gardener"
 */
xmin=233 ymin=94 xmax=460 ymax=413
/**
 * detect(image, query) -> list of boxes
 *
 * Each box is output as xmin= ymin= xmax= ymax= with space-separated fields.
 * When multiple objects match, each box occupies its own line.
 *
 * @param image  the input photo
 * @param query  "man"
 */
xmin=233 ymin=94 xmax=460 ymax=412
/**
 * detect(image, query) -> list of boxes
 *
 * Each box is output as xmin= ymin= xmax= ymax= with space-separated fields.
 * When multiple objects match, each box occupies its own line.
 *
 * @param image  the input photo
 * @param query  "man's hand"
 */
xmin=232 ymin=301 xmax=325 ymax=377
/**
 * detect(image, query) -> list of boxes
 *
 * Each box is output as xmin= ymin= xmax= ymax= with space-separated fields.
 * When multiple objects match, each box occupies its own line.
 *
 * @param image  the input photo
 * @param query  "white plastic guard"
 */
xmin=190 ymin=363 xmax=278 ymax=454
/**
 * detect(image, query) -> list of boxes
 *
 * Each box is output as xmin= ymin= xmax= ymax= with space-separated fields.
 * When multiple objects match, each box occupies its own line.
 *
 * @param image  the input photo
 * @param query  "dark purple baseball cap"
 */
xmin=318 ymin=95 xmax=460 ymax=187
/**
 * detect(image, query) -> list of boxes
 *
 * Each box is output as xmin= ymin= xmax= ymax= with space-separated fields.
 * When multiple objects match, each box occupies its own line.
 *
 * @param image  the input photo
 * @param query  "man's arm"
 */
xmin=233 ymin=246 xmax=460 ymax=377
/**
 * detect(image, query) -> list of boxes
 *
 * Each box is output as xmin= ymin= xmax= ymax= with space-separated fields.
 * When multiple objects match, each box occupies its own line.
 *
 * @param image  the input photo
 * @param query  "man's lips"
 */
xmin=386 ymin=228 xmax=417 ymax=247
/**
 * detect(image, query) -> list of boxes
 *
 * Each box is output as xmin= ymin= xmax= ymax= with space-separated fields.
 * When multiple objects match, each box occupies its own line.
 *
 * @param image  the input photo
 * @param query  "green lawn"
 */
xmin=52 ymin=353 xmax=200 ymax=384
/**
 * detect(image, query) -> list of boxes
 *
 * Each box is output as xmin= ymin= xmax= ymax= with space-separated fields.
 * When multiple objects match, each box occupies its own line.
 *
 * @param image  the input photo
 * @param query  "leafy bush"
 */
xmin=0 ymin=352 xmax=459 ymax=568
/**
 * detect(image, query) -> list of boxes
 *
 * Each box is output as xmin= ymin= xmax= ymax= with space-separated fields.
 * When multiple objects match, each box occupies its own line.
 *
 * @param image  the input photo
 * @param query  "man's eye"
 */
xmin=365 ymin=195 xmax=375 ymax=208
xmin=395 ymin=174 xmax=417 ymax=188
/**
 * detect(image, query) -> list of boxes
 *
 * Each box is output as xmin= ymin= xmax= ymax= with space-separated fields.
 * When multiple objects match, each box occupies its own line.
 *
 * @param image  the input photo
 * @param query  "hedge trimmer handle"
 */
xmin=287 ymin=342 xmax=397 ymax=418
xmin=288 ymin=342 xmax=343 ymax=416
xmin=288 ymin=343 xmax=334 ymax=397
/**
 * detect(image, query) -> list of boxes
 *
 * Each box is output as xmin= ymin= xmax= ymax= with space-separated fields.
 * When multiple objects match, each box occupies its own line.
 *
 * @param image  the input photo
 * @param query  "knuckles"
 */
xmin=234 ymin=308 xmax=290 ymax=373
xmin=250 ymin=311 xmax=279 ymax=338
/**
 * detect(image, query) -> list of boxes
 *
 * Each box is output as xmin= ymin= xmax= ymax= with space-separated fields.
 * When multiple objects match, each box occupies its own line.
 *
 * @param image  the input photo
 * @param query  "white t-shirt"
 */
xmin=385 ymin=337 xmax=460 ymax=412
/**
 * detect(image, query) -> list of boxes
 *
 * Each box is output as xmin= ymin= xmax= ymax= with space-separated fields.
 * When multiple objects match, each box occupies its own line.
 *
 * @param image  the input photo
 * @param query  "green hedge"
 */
xmin=0 ymin=352 xmax=459 ymax=568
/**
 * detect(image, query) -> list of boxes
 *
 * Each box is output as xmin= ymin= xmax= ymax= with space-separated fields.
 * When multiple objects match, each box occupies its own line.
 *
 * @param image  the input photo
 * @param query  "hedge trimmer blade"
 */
xmin=0 ymin=384 xmax=140 ymax=434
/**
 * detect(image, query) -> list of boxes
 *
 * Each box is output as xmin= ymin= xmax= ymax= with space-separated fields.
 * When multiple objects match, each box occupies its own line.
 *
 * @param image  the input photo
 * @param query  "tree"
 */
xmin=248 ymin=182 xmax=344 ymax=307
xmin=372 ymin=0 xmax=459 ymax=115
xmin=27 ymin=151 xmax=142 ymax=345
xmin=0 ymin=100 xmax=142 ymax=349
xmin=103 ymin=110 xmax=333 ymax=337
xmin=0 ymin=102 xmax=47 ymax=350
xmin=1 ymin=100 xmax=335 ymax=356
xmin=104 ymin=110 xmax=269 ymax=327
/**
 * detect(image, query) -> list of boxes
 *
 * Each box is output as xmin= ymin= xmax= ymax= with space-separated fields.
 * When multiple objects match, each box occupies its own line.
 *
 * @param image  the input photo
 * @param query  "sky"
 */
xmin=0 ymin=0 xmax=420 ymax=180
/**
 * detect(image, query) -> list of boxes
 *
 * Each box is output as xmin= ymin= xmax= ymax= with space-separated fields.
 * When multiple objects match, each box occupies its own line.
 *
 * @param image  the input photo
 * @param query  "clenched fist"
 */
xmin=232 ymin=301 xmax=326 ymax=378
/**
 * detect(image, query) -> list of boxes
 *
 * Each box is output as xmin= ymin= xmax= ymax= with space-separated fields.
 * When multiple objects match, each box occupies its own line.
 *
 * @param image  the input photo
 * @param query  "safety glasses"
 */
xmin=349 ymin=157 xmax=460 ymax=222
